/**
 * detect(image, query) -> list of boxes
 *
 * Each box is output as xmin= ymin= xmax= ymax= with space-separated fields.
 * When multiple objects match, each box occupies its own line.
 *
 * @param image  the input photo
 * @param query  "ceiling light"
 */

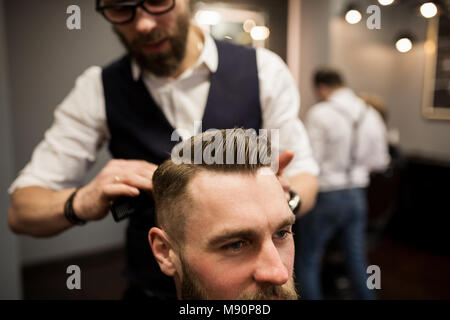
xmin=378 ymin=0 xmax=395 ymax=6
xmin=396 ymin=37 xmax=413 ymax=53
xmin=194 ymin=10 xmax=221 ymax=26
xmin=420 ymin=2 xmax=438 ymax=18
xmin=345 ymin=9 xmax=362 ymax=24
xmin=243 ymin=19 xmax=256 ymax=33
xmin=250 ymin=26 xmax=270 ymax=41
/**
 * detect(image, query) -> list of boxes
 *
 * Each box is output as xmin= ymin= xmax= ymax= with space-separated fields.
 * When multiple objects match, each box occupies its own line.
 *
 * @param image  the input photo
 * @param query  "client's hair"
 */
xmin=152 ymin=128 xmax=273 ymax=248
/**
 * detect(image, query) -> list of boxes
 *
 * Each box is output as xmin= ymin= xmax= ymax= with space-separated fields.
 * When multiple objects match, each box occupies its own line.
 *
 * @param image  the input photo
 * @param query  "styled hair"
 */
xmin=313 ymin=68 xmax=345 ymax=88
xmin=152 ymin=128 xmax=273 ymax=248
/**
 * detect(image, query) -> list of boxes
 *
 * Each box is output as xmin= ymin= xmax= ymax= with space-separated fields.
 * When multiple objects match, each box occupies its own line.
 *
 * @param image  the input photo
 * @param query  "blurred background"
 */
xmin=1 ymin=0 xmax=449 ymax=299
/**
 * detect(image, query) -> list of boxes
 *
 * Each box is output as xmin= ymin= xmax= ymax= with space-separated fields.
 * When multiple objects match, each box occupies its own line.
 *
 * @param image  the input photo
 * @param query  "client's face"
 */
xmin=179 ymin=168 xmax=298 ymax=300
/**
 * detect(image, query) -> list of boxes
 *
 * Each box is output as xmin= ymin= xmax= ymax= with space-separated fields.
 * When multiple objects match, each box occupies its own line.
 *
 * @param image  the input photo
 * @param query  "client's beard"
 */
xmin=180 ymin=256 xmax=298 ymax=300
xmin=115 ymin=12 xmax=190 ymax=77
xmin=237 ymin=278 xmax=298 ymax=300
xmin=179 ymin=255 xmax=210 ymax=300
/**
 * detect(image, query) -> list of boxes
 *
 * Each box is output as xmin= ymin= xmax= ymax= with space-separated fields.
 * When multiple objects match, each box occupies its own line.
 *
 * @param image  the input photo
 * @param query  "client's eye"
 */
xmin=223 ymin=240 xmax=247 ymax=252
xmin=275 ymin=230 xmax=293 ymax=240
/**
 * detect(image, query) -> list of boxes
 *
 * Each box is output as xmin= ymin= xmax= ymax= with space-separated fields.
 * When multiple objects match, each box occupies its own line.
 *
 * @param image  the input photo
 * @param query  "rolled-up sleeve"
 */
xmin=8 ymin=66 xmax=108 ymax=193
xmin=257 ymin=48 xmax=319 ymax=177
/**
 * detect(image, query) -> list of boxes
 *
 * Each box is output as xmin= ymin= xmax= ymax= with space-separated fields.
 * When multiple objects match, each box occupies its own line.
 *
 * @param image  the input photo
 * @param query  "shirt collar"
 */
xmin=131 ymin=26 xmax=218 ymax=82
xmin=198 ymin=28 xmax=218 ymax=73
xmin=328 ymin=87 xmax=354 ymax=102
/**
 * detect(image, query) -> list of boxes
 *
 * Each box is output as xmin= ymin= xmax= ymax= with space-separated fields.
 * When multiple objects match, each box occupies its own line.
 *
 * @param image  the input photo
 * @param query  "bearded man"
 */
xmin=150 ymin=129 xmax=298 ymax=300
xmin=8 ymin=0 xmax=318 ymax=299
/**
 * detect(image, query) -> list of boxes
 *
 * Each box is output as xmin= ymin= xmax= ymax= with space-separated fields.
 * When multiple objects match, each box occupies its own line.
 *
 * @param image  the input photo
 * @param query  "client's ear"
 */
xmin=149 ymin=227 xmax=179 ymax=277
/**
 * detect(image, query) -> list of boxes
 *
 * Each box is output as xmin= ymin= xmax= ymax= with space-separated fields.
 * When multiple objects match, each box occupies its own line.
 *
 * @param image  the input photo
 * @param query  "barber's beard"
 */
xmin=115 ymin=13 xmax=190 ymax=77
xmin=180 ymin=257 xmax=298 ymax=300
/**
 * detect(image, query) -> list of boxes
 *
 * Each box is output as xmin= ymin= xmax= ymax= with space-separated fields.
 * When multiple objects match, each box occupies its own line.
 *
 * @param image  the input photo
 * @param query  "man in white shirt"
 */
xmin=8 ymin=0 xmax=318 ymax=299
xmin=295 ymin=68 xmax=389 ymax=300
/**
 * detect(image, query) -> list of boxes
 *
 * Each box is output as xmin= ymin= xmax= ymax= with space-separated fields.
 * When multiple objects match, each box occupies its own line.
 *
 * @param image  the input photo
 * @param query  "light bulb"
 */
xmin=250 ymin=26 xmax=270 ymax=41
xmin=345 ymin=10 xmax=362 ymax=24
xmin=396 ymin=38 xmax=413 ymax=53
xmin=420 ymin=2 xmax=438 ymax=18
xmin=194 ymin=10 xmax=221 ymax=26
xmin=378 ymin=0 xmax=395 ymax=6
xmin=243 ymin=19 xmax=256 ymax=33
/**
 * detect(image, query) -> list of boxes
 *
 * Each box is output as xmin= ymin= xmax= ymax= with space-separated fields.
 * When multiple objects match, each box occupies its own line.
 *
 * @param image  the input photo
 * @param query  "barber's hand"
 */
xmin=277 ymin=150 xmax=294 ymax=201
xmin=73 ymin=159 xmax=157 ymax=221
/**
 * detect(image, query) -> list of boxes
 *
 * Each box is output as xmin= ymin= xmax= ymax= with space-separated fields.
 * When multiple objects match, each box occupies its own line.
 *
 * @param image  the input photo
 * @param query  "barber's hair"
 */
xmin=313 ymin=68 xmax=345 ymax=88
xmin=152 ymin=128 xmax=273 ymax=248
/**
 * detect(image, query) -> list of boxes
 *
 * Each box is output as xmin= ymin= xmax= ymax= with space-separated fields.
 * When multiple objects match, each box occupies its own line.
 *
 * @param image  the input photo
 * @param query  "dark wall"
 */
xmin=5 ymin=0 xmax=127 ymax=264
xmin=385 ymin=155 xmax=450 ymax=257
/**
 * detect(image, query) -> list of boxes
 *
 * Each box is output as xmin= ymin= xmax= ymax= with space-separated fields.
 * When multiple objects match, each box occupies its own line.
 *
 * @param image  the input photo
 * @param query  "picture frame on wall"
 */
xmin=422 ymin=14 xmax=450 ymax=120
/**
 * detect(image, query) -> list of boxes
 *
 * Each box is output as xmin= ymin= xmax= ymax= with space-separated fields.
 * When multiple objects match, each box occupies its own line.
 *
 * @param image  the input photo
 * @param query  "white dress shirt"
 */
xmin=306 ymin=88 xmax=390 ymax=191
xmin=9 ymin=30 xmax=319 ymax=193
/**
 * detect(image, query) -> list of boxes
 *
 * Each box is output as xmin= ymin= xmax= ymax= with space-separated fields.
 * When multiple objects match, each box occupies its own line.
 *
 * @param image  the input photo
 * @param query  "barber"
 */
xmin=8 ymin=0 xmax=318 ymax=299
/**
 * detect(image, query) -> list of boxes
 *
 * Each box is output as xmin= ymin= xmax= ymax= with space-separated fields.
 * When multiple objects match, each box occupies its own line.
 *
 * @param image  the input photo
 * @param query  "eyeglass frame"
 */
xmin=96 ymin=0 xmax=176 ymax=25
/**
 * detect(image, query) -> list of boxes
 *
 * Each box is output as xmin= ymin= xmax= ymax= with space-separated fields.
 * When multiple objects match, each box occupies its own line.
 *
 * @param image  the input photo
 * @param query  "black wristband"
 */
xmin=64 ymin=188 xmax=87 ymax=225
xmin=288 ymin=190 xmax=302 ymax=215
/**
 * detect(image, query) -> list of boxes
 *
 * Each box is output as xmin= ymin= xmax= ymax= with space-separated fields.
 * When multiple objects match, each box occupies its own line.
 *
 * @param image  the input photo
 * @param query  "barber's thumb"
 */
xmin=277 ymin=150 xmax=294 ymax=176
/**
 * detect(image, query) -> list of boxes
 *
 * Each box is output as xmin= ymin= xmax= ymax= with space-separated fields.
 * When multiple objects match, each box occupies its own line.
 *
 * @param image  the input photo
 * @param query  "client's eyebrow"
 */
xmin=207 ymin=229 xmax=259 ymax=248
xmin=281 ymin=215 xmax=296 ymax=230
xmin=207 ymin=214 xmax=296 ymax=249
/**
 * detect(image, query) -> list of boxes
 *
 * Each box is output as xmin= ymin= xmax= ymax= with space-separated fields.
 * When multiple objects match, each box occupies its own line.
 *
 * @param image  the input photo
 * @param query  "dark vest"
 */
xmin=102 ymin=40 xmax=262 ymax=297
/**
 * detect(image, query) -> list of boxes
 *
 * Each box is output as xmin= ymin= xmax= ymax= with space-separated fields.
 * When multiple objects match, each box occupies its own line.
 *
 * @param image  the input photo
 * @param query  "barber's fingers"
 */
xmin=112 ymin=159 xmax=157 ymax=172
xmin=110 ymin=173 xmax=153 ymax=192
xmin=102 ymin=183 xmax=140 ymax=199
xmin=130 ymin=165 xmax=157 ymax=182
xmin=108 ymin=159 xmax=157 ymax=181
xmin=277 ymin=150 xmax=294 ymax=176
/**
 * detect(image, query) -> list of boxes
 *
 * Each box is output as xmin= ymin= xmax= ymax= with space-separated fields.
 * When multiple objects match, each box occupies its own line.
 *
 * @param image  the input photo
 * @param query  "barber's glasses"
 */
xmin=96 ymin=0 xmax=176 ymax=24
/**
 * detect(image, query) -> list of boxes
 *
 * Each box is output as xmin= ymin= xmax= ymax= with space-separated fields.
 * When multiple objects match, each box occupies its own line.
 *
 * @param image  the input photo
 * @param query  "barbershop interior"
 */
xmin=1 ymin=0 xmax=449 ymax=300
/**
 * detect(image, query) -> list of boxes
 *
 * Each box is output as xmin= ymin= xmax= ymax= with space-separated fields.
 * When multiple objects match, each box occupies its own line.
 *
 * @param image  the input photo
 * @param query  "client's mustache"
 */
xmin=238 ymin=280 xmax=298 ymax=300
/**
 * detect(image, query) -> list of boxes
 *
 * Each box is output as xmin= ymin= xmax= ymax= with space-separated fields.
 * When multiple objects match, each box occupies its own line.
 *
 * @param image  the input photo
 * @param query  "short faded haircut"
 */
xmin=152 ymin=128 xmax=274 ymax=248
